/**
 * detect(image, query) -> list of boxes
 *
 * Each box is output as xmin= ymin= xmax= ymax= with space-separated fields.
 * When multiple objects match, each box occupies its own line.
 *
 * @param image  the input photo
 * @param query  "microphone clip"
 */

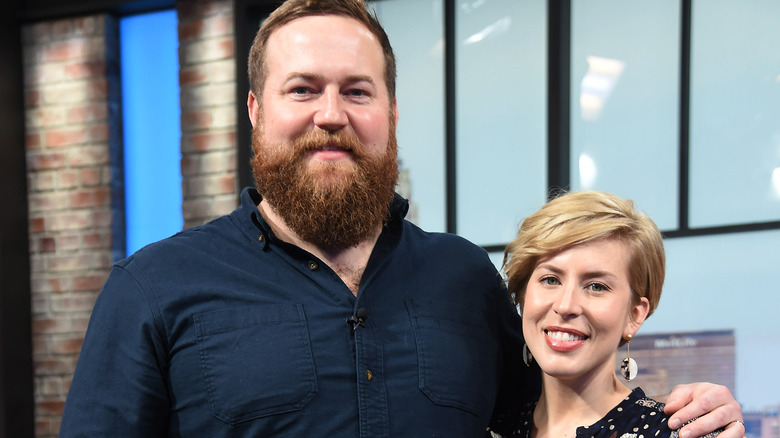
xmin=346 ymin=308 xmax=368 ymax=334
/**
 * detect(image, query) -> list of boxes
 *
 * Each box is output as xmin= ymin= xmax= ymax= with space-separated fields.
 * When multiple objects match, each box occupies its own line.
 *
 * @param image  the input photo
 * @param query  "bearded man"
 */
xmin=60 ymin=0 xmax=744 ymax=437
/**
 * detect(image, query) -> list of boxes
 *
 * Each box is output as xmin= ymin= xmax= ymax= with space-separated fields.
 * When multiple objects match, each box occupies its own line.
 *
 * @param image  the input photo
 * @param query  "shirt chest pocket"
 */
xmin=405 ymin=299 xmax=497 ymax=417
xmin=193 ymin=304 xmax=317 ymax=425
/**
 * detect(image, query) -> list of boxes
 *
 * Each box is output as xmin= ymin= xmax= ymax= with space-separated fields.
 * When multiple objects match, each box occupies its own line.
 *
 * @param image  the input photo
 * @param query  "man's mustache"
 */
xmin=291 ymin=130 xmax=366 ymax=159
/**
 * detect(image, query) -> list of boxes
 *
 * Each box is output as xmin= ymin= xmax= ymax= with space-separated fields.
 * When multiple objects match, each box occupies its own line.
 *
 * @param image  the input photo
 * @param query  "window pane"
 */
xmin=641 ymin=229 xmax=780 ymax=410
xmin=375 ymin=0 xmax=447 ymax=232
xmin=456 ymin=0 xmax=547 ymax=246
xmin=570 ymin=0 xmax=680 ymax=230
xmin=689 ymin=0 xmax=780 ymax=227
xmin=120 ymin=10 xmax=182 ymax=254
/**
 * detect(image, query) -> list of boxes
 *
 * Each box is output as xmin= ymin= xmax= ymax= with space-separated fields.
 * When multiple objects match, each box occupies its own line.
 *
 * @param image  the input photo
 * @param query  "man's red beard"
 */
xmin=250 ymin=119 xmax=398 ymax=251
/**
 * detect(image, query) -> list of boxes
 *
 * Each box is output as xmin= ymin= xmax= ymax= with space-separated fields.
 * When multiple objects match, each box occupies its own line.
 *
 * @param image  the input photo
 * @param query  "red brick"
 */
xmin=72 ymin=16 xmax=98 ymax=37
xmin=50 ymin=336 xmax=84 ymax=355
xmin=32 ymin=171 xmax=57 ymax=191
xmin=36 ymin=399 xmax=67 ymax=416
xmin=73 ymin=274 xmax=108 ymax=292
xmin=178 ymin=19 xmax=204 ymax=41
xmin=181 ymin=110 xmax=212 ymax=130
xmin=58 ymin=169 xmax=80 ymax=188
xmin=41 ymin=40 xmax=86 ymax=62
xmin=81 ymin=231 xmax=109 ymax=248
xmin=36 ymin=417 xmax=61 ymax=438
xmin=31 ymin=276 xmax=70 ymax=294
xmin=88 ymin=124 xmax=109 ymax=142
xmin=80 ymin=167 xmax=101 ymax=186
xmin=206 ymin=59 xmax=235 ymax=83
xmin=87 ymin=78 xmax=107 ymax=100
xmin=58 ymin=233 xmax=81 ymax=251
xmin=179 ymin=66 xmax=208 ymax=85
xmin=46 ymin=211 xmax=93 ymax=231
xmin=184 ymin=131 xmax=235 ymax=153
xmin=67 ymin=102 xmax=107 ymax=124
xmin=26 ymin=89 xmax=41 ymax=107
xmin=27 ymin=107 xmax=66 ymax=128
xmin=176 ymin=0 xmax=199 ymax=21
xmin=50 ymin=20 xmax=73 ymax=40
xmin=27 ymin=151 xmax=67 ymax=170
xmin=67 ymin=145 xmax=109 ymax=167
xmin=27 ymin=132 xmax=42 ymax=149
xmin=33 ymin=357 xmax=75 ymax=376
xmin=30 ymin=216 xmax=46 ymax=233
xmin=39 ymin=237 xmax=56 ymax=253
xmin=33 ymin=318 xmax=70 ymax=334
xmin=50 ymin=292 xmax=98 ymax=313
xmin=45 ymin=129 xmax=88 ymax=148
xmin=200 ymin=0 xmax=231 ymax=17
xmin=65 ymin=59 xmax=105 ymax=79
xmin=70 ymin=187 xmax=109 ymax=208
xmin=29 ymin=192 xmax=69 ymax=212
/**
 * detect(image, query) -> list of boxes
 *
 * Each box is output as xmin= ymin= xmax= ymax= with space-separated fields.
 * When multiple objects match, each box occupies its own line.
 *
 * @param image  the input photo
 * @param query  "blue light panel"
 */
xmin=120 ymin=10 xmax=182 ymax=255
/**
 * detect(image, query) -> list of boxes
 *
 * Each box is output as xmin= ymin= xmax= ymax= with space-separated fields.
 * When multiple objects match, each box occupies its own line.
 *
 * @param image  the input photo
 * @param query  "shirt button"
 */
xmin=366 ymin=369 xmax=374 ymax=381
xmin=308 ymin=261 xmax=319 ymax=271
xmin=257 ymin=235 xmax=264 ymax=242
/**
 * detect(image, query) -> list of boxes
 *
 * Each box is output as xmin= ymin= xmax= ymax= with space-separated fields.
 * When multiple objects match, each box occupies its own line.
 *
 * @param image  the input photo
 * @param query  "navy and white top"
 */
xmin=488 ymin=387 xmax=722 ymax=438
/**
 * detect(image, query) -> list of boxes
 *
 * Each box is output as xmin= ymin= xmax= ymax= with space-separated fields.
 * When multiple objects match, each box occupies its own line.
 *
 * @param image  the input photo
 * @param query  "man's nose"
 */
xmin=313 ymin=87 xmax=348 ymax=132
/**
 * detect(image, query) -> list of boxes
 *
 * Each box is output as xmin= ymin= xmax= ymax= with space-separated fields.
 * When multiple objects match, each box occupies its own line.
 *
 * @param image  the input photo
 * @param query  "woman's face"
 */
xmin=521 ymin=238 xmax=649 ymax=383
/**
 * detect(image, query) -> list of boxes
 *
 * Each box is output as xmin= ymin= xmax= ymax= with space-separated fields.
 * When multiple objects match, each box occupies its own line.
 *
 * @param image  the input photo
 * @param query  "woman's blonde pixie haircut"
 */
xmin=503 ymin=191 xmax=666 ymax=320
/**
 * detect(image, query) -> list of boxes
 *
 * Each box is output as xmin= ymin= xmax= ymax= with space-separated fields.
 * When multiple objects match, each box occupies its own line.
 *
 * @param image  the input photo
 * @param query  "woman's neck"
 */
xmin=532 ymin=371 xmax=631 ymax=438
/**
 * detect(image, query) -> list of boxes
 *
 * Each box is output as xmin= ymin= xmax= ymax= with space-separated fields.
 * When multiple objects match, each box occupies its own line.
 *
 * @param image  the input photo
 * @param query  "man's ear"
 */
xmin=247 ymin=91 xmax=260 ymax=127
xmin=392 ymin=98 xmax=398 ymax=125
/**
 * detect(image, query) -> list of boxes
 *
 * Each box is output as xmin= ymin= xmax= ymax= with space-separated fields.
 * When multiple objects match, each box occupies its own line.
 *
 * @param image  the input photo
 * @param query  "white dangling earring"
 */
xmin=522 ymin=343 xmax=533 ymax=367
xmin=620 ymin=333 xmax=638 ymax=381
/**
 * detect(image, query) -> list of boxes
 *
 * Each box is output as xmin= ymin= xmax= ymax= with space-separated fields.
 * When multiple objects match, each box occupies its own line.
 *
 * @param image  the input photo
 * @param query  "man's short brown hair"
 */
xmin=248 ymin=0 xmax=397 ymax=103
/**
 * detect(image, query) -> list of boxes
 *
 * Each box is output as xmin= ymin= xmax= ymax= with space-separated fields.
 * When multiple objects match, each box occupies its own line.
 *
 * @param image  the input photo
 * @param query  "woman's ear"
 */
xmin=627 ymin=296 xmax=650 ymax=336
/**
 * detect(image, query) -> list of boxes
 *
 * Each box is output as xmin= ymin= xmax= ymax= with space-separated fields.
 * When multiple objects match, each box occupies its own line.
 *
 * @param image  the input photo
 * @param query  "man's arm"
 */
xmin=59 ymin=266 xmax=170 ymax=437
xmin=663 ymin=383 xmax=744 ymax=438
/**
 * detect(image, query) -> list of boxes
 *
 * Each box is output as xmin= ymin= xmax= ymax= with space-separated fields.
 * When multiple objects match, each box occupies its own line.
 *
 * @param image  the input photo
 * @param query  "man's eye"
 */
xmin=346 ymin=89 xmax=367 ymax=97
xmin=291 ymin=87 xmax=310 ymax=95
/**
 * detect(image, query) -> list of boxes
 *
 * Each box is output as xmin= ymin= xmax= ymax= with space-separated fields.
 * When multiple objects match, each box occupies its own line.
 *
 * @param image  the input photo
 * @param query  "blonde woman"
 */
xmin=491 ymin=191 xmax=720 ymax=438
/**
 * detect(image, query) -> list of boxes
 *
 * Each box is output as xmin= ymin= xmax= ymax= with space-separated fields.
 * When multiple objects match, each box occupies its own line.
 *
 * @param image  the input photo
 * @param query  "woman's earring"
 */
xmin=620 ymin=333 xmax=638 ymax=381
xmin=522 ymin=343 xmax=533 ymax=367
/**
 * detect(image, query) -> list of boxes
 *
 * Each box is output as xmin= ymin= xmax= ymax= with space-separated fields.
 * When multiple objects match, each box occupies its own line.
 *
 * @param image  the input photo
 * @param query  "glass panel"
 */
xmin=641 ymin=229 xmax=780 ymax=410
xmin=689 ymin=0 xmax=780 ymax=227
xmin=570 ymin=0 xmax=680 ymax=230
xmin=120 ymin=10 xmax=183 ymax=254
xmin=374 ymin=0 xmax=447 ymax=232
xmin=455 ymin=0 xmax=547 ymax=246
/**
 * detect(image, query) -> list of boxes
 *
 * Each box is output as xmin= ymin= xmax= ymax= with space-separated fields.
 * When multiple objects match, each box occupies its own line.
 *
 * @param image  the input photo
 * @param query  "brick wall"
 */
xmin=21 ymin=0 xmax=238 ymax=435
xmin=177 ymin=0 xmax=239 ymax=228
xmin=22 ymin=14 xmax=120 ymax=436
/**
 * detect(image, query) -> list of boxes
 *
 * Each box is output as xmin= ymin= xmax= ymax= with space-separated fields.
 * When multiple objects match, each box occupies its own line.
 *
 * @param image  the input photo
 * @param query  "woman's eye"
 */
xmin=587 ymin=283 xmax=608 ymax=292
xmin=540 ymin=277 xmax=560 ymax=286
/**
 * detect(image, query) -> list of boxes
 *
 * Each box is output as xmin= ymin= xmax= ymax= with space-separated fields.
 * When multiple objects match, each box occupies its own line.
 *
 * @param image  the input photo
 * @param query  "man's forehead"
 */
xmin=268 ymin=14 xmax=377 ymax=47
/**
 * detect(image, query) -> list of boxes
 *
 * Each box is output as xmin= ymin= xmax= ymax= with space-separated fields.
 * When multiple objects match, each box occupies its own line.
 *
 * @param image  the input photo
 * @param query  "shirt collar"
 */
xmin=236 ymin=187 xmax=409 ymax=248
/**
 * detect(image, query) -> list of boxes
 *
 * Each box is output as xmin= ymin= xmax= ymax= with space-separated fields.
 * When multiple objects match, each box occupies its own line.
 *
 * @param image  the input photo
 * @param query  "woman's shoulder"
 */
xmin=577 ymin=387 xmax=670 ymax=437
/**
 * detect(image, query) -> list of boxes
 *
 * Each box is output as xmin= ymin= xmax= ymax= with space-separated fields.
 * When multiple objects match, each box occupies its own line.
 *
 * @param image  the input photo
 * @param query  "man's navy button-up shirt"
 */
xmin=60 ymin=188 xmax=536 ymax=437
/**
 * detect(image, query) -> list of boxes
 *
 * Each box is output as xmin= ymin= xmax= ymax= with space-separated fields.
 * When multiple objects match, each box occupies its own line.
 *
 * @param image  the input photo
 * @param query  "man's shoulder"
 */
xmin=402 ymin=219 xmax=491 ymax=257
xmin=117 ymin=214 xmax=241 ymax=271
